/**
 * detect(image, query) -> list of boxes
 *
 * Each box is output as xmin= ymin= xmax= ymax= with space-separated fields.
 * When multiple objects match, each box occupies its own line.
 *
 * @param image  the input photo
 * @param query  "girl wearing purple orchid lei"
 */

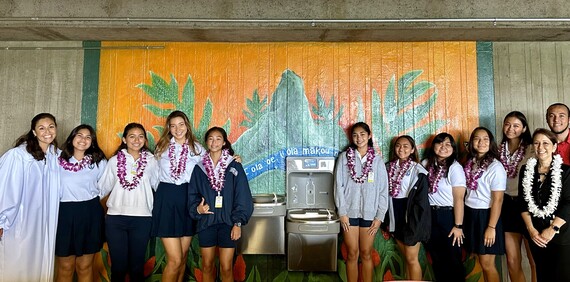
xmin=98 ymin=123 xmax=159 ymax=282
xmin=334 ymin=122 xmax=389 ymax=282
xmin=463 ymin=127 xmax=507 ymax=282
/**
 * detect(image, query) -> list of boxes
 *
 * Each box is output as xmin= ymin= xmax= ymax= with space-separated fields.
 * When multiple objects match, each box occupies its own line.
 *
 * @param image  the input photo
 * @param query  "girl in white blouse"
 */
xmin=98 ymin=123 xmax=159 ymax=282
xmin=423 ymin=133 xmax=466 ymax=282
xmin=464 ymin=127 xmax=507 ymax=282
xmin=55 ymin=124 xmax=107 ymax=282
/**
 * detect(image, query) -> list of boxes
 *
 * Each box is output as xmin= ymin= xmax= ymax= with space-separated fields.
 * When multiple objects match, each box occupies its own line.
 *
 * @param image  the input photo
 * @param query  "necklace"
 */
xmin=168 ymin=140 xmax=189 ymax=180
xmin=499 ymin=141 xmax=526 ymax=178
xmin=464 ymin=157 xmax=492 ymax=191
xmin=428 ymin=162 xmax=447 ymax=193
xmin=58 ymin=154 xmax=93 ymax=172
xmin=346 ymin=147 xmax=375 ymax=184
xmin=203 ymin=149 xmax=230 ymax=193
xmin=522 ymin=154 xmax=563 ymax=219
xmin=388 ymin=158 xmax=413 ymax=197
xmin=117 ymin=149 xmax=148 ymax=191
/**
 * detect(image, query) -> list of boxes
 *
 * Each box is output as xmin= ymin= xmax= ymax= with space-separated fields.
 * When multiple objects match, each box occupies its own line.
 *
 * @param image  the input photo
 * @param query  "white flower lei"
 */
xmin=522 ymin=154 xmax=563 ymax=219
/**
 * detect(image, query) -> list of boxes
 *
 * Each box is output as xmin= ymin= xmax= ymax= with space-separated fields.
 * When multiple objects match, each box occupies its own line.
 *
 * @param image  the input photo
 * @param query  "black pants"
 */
xmin=528 ymin=241 xmax=570 ymax=282
xmin=105 ymin=215 xmax=152 ymax=282
xmin=425 ymin=207 xmax=465 ymax=282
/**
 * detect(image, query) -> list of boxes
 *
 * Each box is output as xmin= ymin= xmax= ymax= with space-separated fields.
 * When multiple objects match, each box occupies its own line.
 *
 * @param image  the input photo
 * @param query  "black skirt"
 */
xmin=392 ymin=197 xmax=412 ymax=243
xmin=151 ymin=182 xmax=196 ymax=237
xmin=55 ymin=197 xmax=105 ymax=257
xmin=464 ymin=206 xmax=505 ymax=255
xmin=501 ymin=195 xmax=526 ymax=234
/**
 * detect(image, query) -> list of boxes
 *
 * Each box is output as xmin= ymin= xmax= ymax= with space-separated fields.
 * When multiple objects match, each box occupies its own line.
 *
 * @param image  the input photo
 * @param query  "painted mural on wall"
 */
xmin=94 ymin=42 xmax=484 ymax=281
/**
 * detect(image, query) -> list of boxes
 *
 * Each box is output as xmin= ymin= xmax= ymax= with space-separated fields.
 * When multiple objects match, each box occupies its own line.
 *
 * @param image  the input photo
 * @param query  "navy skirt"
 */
xmin=464 ymin=206 xmax=505 ymax=255
xmin=151 ymin=182 xmax=195 ymax=237
xmin=55 ymin=196 xmax=105 ymax=257
xmin=392 ymin=197 xmax=410 ymax=243
xmin=501 ymin=195 xmax=526 ymax=234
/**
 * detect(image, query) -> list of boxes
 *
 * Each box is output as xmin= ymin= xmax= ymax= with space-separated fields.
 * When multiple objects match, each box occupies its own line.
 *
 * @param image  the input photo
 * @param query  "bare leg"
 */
xmin=75 ymin=254 xmax=95 ymax=282
xmin=479 ymin=254 xmax=500 ymax=282
xmin=343 ymin=226 xmax=360 ymax=282
xmin=505 ymin=232 xmax=526 ymax=282
xmin=56 ymin=255 xmax=76 ymax=282
xmin=200 ymin=247 xmax=217 ymax=282
xmin=396 ymin=240 xmax=422 ymax=280
xmin=359 ymin=228 xmax=376 ymax=282
xmin=218 ymin=247 xmax=235 ymax=282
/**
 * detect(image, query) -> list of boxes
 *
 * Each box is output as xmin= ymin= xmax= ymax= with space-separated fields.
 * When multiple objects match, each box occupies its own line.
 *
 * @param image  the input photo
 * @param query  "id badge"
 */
xmin=215 ymin=196 xmax=223 ymax=208
xmin=367 ymin=172 xmax=374 ymax=183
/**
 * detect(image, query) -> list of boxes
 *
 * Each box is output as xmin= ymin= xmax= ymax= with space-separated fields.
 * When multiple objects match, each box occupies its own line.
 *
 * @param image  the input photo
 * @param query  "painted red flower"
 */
xmin=381 ymin=229 xmax=391 ymax=240
xmin=371 ymin=249 xmax=381 ymax=267
xmin=426 ymin=251 xmax=433 ymax=264
xmin=358 ymin=263 xmax=363 ymax=282
xmin=341 ymin=241 xmax=348 ymax=261
xmin=233 ymin=254 xmax=246 ymax=281
xmin=194 ymin=268 xmax=203 ymax=282
xmin=383 ymin=269 xmax=394 ymax=281
xmin=143 ymin=256 xmax=155 ymax=277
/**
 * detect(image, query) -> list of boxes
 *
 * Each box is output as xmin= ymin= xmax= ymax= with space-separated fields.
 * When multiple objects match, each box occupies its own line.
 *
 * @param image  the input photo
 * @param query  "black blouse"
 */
xmin=518 ymin=163 xmax=570 ymax=245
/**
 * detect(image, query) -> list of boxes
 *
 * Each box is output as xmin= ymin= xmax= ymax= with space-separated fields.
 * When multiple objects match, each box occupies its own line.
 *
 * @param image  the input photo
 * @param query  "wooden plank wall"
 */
xmin=0 ymin=41 xmax=84 ymax=154
xmin=494 ymin=42 xmax=570 ymax=133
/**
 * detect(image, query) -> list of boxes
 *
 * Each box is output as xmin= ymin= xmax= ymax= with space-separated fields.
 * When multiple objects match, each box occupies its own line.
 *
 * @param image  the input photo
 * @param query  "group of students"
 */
xmin=335 ymin=103 xmax=570 ymax=282
xmin=0 ymin=110 xmax=253 ymax=282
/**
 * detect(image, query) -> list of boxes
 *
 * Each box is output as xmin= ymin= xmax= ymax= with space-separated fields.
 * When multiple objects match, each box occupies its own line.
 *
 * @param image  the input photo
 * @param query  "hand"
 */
xmin=528 ymin=227 xmax=547 ymax=248
xmin=483 ymin=227 xmax=496 ymax=247
xmin=448 ymin=227 xmax=465 ymax=247
xmin=340 ymin=215 xmax=350 ymax=232
xmin=231 ymin=225 xmax=241 ymax=240
xmin=234 ymin=155 xmax=242 ymax=163
xmin=197 ymin=197 xmax=214 ymax=215
xmin=0 ymin=228 xmax=3 ymax=240
xmin=367 ymin=219 xmax=381 ymax=236
xmin=539 ymin=227 xmax=556 ymax=246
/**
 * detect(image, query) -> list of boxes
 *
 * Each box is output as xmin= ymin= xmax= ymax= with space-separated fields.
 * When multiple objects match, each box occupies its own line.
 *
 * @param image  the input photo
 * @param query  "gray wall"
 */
xmin=494 ymin=42 xmax=570 ymax=133
xmin=0 ymin=41 xmax=83 ymax=154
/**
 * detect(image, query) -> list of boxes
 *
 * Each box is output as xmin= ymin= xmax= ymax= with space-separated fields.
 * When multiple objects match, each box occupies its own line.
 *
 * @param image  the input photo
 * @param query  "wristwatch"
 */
xmin=454 ymin=224 xmax=463 ymax=229
xmin=234 ymin=222 xmax=242 ymax=227
xmin=552 ymin=225 xmax=560 ymax=234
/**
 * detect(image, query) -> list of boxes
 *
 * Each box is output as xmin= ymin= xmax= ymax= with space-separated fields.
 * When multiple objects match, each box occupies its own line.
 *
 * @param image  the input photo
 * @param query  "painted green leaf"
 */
xmin=400 ymin=90 xmax=439 ymax=131
xmin=152 ymin=125 xmax=164 ymax=136
xmin=337 ymin=259 xmax=348 ymax=282
xmin=137 ymin=71 xmax=179 ymax=105
xmin=196 ymin=98 xmax=213 ymax=141
xmin=143 ymin=104 xmax=175 ymax=118
xmin=181 ymin=74 xmax=196 ymax=113
xmin=307 ymin=272 xmax=336 ymax=282
xmin=465 ymin=254 xmax=476 ymax=274
xmin=398 ymin=70 xmax=423 ymax=96
xmin=286 ymin=272 xmax=305 ymax=282
xmin=148 ymin=274 xmax=162 ymax=282
xmin=271 ymin=270 xmax=288 ymax=282
xmin=384 ymin=75 xmax=397 ymax=122
xmin=400 ymin=81 xmax=436 ymax=109
xmin=240 ymin=89 xmax=267 ymax=128
xmin=466 ymin=272 xmax=482 ymax=282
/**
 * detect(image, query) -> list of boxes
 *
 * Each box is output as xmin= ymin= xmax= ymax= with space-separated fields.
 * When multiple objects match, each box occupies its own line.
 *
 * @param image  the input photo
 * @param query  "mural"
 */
xmin=93 ymin=42 xmax=486 ymax=281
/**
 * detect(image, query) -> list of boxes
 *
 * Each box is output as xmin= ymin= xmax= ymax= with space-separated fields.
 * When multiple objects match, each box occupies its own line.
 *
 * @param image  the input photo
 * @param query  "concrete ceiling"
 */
xmin=2 ymin=20 xmax=570 ymax=41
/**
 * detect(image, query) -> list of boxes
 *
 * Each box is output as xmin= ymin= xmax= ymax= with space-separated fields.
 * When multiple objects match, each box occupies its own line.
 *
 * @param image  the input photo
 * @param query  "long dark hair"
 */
xmin=114 ymin=123 xmax=151 ymax=155
xmin=389 ymin=135 xmax=419 ymax=162
xmin=501 ymin=111 xmax=532 ymax=146
xmin=467 ymin=127 xmax=499 ymax=162
xmin=204 ymin=127 xmax=234 ymax=155
xmin=155 ymin=110 xmax=199 ymax=157
xmin=348 ymin=122 xmax=374 ymax=149
xmin=60 ymin=124 xmax=106 ymax=164
xmin=15 ymin=113 xmax=57 ymax=161
xmin=424 ymin=133 xmax=458 ymax=176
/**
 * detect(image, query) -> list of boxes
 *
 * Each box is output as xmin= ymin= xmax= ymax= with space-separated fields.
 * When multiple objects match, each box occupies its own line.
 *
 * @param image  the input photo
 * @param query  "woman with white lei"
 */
xmin=519 ymin=128 xmax=570 ymax=282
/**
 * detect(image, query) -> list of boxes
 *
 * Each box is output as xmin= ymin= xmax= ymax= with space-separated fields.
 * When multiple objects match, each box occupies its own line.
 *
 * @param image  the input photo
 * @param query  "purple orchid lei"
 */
xmin=168 ymin=140 xmax=189 ymax=180
xmin=428 ymin=162 xmax=447 ymax=193
xmin=58 ymin=154 xmax=93 ymax=172
xmin=464 ymin=157 xmax=492 ymax=191
xmin=117 ymin=149 xmax=148 ymax=191
xmin=346 ymin=146 xmax=376 ymax=184
xmin=499 ymin=142 xmax=526 ymax=179
xmin=203 ymin=149 xmax=230 ymax=193
xmin=388 ymin=158 xmax=413 ymax=197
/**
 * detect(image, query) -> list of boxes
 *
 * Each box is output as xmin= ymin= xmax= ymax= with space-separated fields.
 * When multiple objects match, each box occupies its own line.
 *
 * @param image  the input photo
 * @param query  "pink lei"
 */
xmin=117 ymin=149 xmax=149 ymax=191
xmin=499 ymin=142 xmax=526 ymax=179
xmin=388 ymin=158 xmax=413 ymax=197
xmin=203 ymin=149 xmax=231 ymax=193
xmin=464 ymin=157 xmax=492 ymax=191
xmin=346 ymin=147 xmax=376 ymax=184
xmin=428 ymin=162 xmax=447 ymax=193
xmin=58 ymin=154 xmax=93 ymax=172
xmin=168 ymin=140 xmax=189 ymax=180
